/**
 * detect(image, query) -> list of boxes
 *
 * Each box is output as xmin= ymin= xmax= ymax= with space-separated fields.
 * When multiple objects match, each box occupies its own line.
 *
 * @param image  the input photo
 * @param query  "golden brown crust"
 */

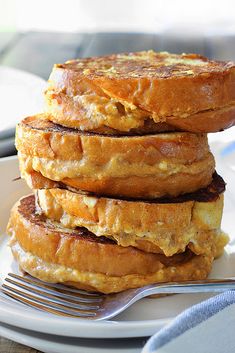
xmin=166 ymin=105 xmax=235 ymax=133
xmin=45 ymin=51 xmax=235 ymax=133
xmin=24 ymin=170 xmax=227 ymax=203
xmin=7 ymin=195 xmax=221 ymax=293
xmin=11 ymin=240 xmax=213 ymax=293
xmin=16 ymin=115 xmax=215 ymax=199
xmin=16 ymin=115 xmax=212 ymax=162
xmin=36 ymin=185 xmax=225 ymax=257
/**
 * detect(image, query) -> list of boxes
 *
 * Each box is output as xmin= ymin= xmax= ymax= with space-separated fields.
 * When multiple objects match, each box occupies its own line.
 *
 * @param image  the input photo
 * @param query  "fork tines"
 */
xmin=1 ymin=273 xmax=104 ymax=318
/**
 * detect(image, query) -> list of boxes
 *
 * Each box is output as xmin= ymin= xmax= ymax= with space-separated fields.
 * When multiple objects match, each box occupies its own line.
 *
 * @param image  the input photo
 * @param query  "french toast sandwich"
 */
xmin=45 ymin=51 xmax=235 ymax=134
xmin=7 ymin=51 xmax=234 ymax=293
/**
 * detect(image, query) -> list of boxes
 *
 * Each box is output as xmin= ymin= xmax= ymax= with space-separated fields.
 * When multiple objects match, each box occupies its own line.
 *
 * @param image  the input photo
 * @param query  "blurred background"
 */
xmin=1 ymin=0 xmax=235 ymax=156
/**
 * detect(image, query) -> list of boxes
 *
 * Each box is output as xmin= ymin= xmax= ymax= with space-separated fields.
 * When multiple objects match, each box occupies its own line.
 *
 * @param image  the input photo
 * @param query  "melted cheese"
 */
xmin=73 ymin=94 xmax=150 ymax=131
xmin=37 ymin=189 xmax=227 ymax=257
xmin=19 ymin=152 xmax=213 ymax=180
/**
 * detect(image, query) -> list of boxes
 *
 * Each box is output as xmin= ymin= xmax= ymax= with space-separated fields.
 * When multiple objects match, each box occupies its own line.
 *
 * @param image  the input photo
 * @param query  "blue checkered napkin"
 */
xmin=142 ymin=291 xmax=235 ymax=353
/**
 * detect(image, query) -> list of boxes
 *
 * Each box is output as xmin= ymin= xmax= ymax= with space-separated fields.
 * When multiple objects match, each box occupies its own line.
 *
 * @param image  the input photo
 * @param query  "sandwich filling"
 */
xmin=36 ymin=174 xmax=227 ymax=257
xmin=46 ymin=89 xmax=235 ymax=134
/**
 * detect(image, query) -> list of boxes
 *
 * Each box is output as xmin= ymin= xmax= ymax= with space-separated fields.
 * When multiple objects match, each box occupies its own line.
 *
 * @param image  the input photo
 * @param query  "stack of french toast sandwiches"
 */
xmin=7 ymin=51 xmax=235 ymax=294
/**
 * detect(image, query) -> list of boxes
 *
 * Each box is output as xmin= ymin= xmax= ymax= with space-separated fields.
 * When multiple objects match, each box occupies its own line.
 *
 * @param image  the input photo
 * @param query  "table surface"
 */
xmin=0 ymin=337 xmax=41 ymax=353
xmin=1 ymin=30 xmax=235 ymax=351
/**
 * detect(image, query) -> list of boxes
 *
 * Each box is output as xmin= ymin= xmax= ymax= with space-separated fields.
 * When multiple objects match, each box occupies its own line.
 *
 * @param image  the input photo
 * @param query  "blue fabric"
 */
xmin=142 ymin=291 xmax=235 ymax=353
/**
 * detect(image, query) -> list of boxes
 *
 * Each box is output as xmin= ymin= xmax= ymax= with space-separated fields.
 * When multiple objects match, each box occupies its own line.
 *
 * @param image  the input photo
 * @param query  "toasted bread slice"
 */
xmin=36 ymin=173 xmax=226 ymax=257
xmin=8 ymin=195 xmax=226 ymax=293
xmin=16 ymin=115 xmax=215 ymax=199
xmin=45 ymin=51 xmax=235 ymax=134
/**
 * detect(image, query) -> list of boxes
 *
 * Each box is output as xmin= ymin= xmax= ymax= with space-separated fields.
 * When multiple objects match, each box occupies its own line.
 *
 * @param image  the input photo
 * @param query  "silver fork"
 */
xmin=1 ymin=273 xmax=235 ymax=321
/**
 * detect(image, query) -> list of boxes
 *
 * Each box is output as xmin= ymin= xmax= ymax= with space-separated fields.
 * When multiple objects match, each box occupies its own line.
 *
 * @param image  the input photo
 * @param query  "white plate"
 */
xmin=0 ymin=66 xmax=46 ymax=137
xmin=1 ymin=323 xmax=146 ymax=353
xmin=0 ymin=156 xmax=235 ymax=339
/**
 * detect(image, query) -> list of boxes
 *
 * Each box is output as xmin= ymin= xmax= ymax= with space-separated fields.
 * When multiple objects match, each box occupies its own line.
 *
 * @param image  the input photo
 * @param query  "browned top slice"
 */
xmin=58 ymin=51 xmax=235 ymax=80
xmin=45 ymin=51 xmax=235 ymax=134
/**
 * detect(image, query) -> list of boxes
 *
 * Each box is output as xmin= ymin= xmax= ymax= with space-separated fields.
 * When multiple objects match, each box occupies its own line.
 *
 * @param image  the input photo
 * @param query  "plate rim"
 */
xmin=0 ymin=65 xmax=46 ymax=86
xmin=0 ymin=322 xmax=146 ymax=353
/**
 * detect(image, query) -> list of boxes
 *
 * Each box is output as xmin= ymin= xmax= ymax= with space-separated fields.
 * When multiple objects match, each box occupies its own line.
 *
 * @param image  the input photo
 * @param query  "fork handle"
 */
xmin=141 ymin=279 xmax=235 ymax=297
